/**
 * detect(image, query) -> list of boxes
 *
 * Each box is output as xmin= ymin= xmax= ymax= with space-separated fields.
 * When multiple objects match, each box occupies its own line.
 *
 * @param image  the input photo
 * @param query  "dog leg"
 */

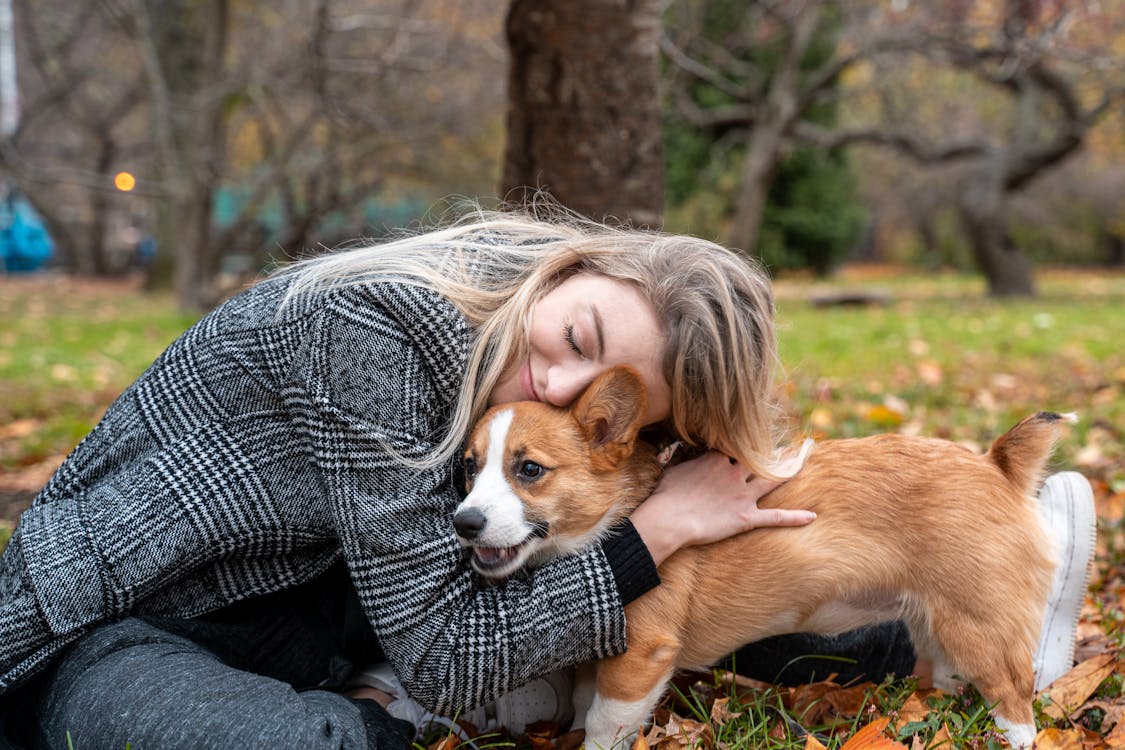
xmin=926 ymin=609 xmax=1037 ymax=749
xmin=582 ymin=679 xmax=670 ymax=750
xmin=581 ymin=632 xmax=681 ymax=750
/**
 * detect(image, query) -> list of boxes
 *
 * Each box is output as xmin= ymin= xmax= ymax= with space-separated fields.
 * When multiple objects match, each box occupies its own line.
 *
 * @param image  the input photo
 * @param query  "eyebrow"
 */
xmin=589 ymin=303 xmax=605 ymax=359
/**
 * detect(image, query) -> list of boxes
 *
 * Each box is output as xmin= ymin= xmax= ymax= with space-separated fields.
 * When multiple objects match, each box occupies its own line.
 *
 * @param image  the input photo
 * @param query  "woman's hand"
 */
xmin=629 ymin=450 xmax=815 ymax=566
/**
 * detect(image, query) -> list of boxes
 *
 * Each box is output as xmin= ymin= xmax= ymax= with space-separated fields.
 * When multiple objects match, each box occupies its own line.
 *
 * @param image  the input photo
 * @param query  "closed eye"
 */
xmin=564 ymin=323 xmax=583 ymax=357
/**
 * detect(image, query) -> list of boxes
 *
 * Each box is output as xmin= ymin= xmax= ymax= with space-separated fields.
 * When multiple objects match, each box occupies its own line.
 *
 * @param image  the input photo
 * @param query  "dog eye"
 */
xmin=517 ymin=461 xmax=544 ymax=480
xmin=463 ymin=456 xmax=477 ymax=478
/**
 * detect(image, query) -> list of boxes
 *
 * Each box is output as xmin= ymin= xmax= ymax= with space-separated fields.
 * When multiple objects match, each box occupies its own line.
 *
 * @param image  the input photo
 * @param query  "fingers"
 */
xmin=749 ymin=507 xmax=817 ymax=528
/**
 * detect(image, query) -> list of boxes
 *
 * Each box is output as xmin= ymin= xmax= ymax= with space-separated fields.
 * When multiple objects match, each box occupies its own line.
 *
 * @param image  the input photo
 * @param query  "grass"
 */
xmin=773 ymin=266 xmax=1125 ymax=488
xmin=0 ymin=275 xmax=199 ymax=473
xmin=2 ymin=265 xmax=1124 ymax=749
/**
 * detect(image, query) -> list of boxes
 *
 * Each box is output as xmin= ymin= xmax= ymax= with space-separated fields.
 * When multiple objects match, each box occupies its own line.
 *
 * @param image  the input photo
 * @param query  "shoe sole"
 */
xmin=1033 ymin=472 xmax=1097 ymax=692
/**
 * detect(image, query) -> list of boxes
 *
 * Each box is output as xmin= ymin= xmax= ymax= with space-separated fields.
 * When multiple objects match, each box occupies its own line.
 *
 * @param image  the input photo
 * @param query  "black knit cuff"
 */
xmin=600 ymin=519 xmax=661 ymax=606
xmin=347 ymin=697 xmax=416 ymax=750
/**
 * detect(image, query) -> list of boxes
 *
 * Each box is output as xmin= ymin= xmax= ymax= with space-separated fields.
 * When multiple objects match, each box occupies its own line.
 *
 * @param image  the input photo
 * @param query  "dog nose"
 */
xmin=453 ymin=508 xmax=487 ymax=539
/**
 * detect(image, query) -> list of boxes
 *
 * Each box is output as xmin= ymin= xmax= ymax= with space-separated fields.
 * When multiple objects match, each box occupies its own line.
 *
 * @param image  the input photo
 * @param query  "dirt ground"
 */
xmin=0 ymin=457 xmax=61 ymax=526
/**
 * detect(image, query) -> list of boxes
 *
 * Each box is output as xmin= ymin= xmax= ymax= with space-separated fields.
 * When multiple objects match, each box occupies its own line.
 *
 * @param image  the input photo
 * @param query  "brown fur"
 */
xmin=462 ymin=368 xmax=1061 ymax=747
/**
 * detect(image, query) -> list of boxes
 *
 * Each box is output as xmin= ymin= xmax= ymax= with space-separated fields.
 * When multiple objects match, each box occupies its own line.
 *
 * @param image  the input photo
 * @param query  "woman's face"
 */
xmin=489 ymin=273 xmax=671 ymax=426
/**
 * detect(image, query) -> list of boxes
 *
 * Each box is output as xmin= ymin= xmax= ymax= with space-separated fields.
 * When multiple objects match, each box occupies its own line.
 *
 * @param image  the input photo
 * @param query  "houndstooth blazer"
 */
xmin=0 ymin=274 xmax=632 ymax=714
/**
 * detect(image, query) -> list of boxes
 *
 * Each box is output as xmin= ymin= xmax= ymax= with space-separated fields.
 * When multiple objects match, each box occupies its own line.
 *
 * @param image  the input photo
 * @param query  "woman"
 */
xmin=0 ymin=208 xmax=1091 ymax=748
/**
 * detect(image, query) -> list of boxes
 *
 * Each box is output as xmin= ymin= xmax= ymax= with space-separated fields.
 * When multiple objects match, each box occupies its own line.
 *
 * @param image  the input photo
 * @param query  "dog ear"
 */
xmin=572 ymin=366 xmax=648 ymax=468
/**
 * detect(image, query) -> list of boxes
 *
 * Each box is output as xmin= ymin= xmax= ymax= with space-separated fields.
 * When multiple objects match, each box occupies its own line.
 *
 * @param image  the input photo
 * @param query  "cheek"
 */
xmin=488 ymin=367 xmax=520 ymax=406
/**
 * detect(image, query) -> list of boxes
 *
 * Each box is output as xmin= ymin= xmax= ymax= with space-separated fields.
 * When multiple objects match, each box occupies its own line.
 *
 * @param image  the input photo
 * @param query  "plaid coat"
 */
xmin=0 ymin=275 xmax=631 ymax=714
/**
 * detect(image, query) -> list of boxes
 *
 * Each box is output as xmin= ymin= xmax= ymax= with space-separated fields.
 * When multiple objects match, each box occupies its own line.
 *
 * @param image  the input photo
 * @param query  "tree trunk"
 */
xmin=137 ymin=0 xmax=228 ymax=310
xmin=957 ymin=164 xmax=1035 ymax=297
xmin=88 ymin=137 xmax=116 ymax=275
xmin=502 ymin=0 xmax=664 ymax=228
xmin=727 ymin=125 xmax=784 ymax=254
xmin=726 ymin=5 xmax=820 ymax=255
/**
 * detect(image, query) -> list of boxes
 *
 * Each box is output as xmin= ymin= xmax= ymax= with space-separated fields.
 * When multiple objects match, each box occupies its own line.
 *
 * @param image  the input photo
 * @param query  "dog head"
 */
xmin=453 ymin=366 xmax=663 ymax=579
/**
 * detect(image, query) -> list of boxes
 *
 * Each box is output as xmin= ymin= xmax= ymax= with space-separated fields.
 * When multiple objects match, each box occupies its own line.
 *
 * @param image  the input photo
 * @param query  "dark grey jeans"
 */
xmin=0 ymin=564 xmax=413 ymax=750
xmin=1 ymin=562 xmax=914 ymax=749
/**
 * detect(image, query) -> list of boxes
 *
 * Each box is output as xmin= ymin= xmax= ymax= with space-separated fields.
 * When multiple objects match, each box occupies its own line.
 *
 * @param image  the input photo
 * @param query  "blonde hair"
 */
xmin=279 ymin=205 xmax=782 ymax=476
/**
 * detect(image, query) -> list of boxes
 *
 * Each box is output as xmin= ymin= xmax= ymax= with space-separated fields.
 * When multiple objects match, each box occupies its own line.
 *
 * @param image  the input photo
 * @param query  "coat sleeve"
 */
xmin=294 ymin=284 xmax=629 ymax=716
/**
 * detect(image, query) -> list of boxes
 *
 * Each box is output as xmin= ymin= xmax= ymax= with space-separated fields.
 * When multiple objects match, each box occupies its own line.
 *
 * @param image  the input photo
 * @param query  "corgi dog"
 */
xmin=453 ymin=366 xmax=1065 ymax=749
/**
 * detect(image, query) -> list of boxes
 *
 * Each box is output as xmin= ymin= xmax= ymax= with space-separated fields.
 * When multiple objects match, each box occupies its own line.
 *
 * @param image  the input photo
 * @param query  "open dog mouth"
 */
xmin=466 ymin=522 xmax=548 ymax=576
xmin=471 ymin=543 xmax=526 ymax=572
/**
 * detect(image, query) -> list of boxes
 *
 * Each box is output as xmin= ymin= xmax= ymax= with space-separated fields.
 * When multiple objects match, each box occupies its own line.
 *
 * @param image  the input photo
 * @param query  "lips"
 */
xmin=521 ymin=362 xmax=540 ymax=402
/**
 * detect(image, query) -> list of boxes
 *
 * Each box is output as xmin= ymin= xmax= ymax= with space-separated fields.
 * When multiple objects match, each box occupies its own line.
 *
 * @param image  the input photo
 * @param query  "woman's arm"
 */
xmin=298 ymin=284 xmax=631 ymax=716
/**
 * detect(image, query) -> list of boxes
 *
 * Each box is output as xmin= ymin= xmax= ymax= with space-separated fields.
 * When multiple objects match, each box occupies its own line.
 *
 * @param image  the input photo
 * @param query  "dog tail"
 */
xmin=987 ymin=411 xmax=1075 ymax=493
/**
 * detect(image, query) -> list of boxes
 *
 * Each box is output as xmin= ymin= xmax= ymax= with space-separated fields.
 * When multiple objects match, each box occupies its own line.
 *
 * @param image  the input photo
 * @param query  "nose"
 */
xmin=453 ymin=507 xmax=487 ymax=539
xmin=543 ymin=364 xmax=596 ymax=407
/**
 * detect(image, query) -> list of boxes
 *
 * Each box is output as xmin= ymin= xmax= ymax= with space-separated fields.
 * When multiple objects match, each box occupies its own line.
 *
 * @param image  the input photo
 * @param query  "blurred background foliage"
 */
xmin=0 ymin=0 xmax=1121 ymax=307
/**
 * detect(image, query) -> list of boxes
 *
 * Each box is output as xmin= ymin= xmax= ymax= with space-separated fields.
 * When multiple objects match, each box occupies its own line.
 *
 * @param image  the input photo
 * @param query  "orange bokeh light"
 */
xmin=114 ymin=171 xmax=136 ymax=192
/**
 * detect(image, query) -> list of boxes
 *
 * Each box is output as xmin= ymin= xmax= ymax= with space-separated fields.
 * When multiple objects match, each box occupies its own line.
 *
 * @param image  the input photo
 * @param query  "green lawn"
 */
xmin=0 ymin=275 xmax=199 ymax=473
xmin=2 ymin=267 xmax=1123 ymax=485
xmin=1 ymin=266 xmax=1124 ymax=747
xmin=774 ymin=267 xmax=1125 ymax=489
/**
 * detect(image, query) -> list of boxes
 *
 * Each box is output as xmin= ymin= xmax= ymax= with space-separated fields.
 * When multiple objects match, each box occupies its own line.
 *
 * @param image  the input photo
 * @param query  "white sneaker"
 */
xmin=347 ymin=663 xmax=485 ymax=741
xmin=348 ymin=663 xmax=574 ymax=737
xmin=1032 ymin=472 xmax=1097 ymax=692
xmin=491 ymin=668 xmax=575 ymax=733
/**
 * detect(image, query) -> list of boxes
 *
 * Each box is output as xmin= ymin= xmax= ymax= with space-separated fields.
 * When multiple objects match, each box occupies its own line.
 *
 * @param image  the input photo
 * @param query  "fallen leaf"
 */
xmin=427 ymin=734 xmax=460 ymax=750
xmin=709 ymin=697 xmax=742 ymax=727
xmin=1106 ymin=717 xmax=1125 ymax=748
xmin=916 ymin=360 xmax=943 ymax=387
xmin=825 ymin=683 xmax=877 ymax=717
xmin=838 ymin=717 xmax=909 ymax=750
xmin=1084 ymin=698 xmax=1125 ymax=731
xmin=804 ymin=734 xmax=828 ymax=750
xmin=1033 ymin=727 xmax=1086 ymax=750
xmin=1039 ymin=653 xmax=1118 ymax=720
xmin=789 ymin=681 xmax=844 ymax=726
xmin=929 ymin=724 xmax=951 ymax=749
xmin=555 ymin=729 xmax=586 ymax=750
xmin=632 ymin=728 xmax=650 ymax=750
xmin=890 ymin=692 xmax=931 ymax=731
xmin=865 ymin=404 xmax=904 ymax=427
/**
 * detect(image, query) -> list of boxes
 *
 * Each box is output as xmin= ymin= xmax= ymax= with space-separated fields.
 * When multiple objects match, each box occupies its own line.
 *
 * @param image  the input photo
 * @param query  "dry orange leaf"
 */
xmin=838 ymin=717 xmax=909 ymax=750
xmin=1033 ymin=727 xmax=1086 ymax=750
xmin=864 ymin=404 xmax=905 ymax=427
xmin=632 ymin=728 xmax=650 ymax=750
xmin=804 ymin=734 xmax=829 ymax=750
xmin=890 ymin=692 xmax=931 ymax=732
xmin=555 ymin=730 xmax=586 ymax=750
xmin=929 ymin=724 xmax=952 ymax=749
xmin=825 ymin=683 xmax=877 ymax=717
xmin=427 ymin=734 xmax=460 ymax=750
xmin=789 ymin=681 xmax=844 ymax=726
xmin=1106 ymin=717 xmax=1125 ymax=749
xmin=917 ymin=360 xmax=943 ymax=387
xmin=1039 ymin=653 xmax=1118 ymax=720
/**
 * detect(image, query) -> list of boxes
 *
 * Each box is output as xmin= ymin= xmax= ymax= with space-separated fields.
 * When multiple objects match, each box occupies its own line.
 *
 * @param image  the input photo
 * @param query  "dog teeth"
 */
xmin=475 ymin=546 xmax=517 ymax=566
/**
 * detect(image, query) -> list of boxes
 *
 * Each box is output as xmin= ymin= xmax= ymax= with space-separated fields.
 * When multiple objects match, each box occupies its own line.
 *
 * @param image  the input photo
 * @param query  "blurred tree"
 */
xmin=799 ymin=0 xmax=1124 ymax=296
xmin=662 ymin=0 xmax=872 ymax=272
xmin=1 ymin=0 xmax=506 ymax=310
xmin=502 ymin=0 xmax=663 ymax=227
xmin=0 ymin=1 xmax=144 ymax=274
xmin=662 ymin=1 xmax=900 ymax=261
